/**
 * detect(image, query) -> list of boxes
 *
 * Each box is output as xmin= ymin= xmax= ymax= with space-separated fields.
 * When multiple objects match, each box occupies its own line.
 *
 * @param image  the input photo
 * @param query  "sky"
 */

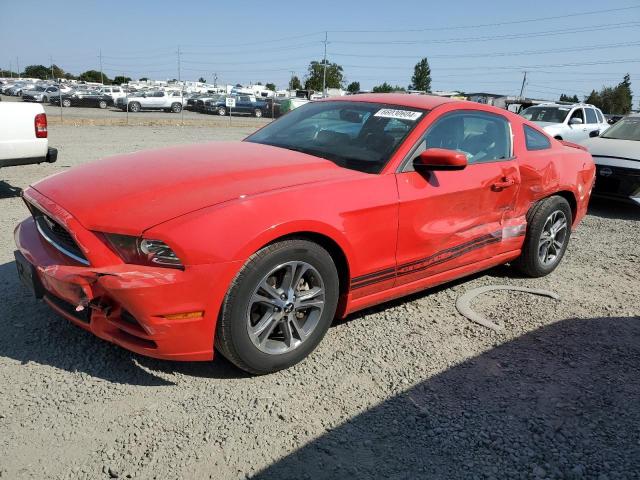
xmin=1 ymin=0 xmax=639 ymax=102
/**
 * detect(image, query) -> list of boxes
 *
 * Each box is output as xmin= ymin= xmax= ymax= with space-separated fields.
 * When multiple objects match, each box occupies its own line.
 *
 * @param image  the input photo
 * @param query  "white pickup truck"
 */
xmin=115 ymin=90 xmax=185 ymax=113
xmin=0 ymin=103 xmax=57 ymax=168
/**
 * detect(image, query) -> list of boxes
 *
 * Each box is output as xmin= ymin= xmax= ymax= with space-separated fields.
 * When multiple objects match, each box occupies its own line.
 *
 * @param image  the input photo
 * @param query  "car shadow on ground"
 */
xmin=588 ymin=197 xmax=640 ymax=221
xmin=0 ymin=261 xmax=247 ymax=384
xmin=253 ymin=316 xmax=640 ymax=480
xmin=0 ymin=180 xmax=22 ymax=198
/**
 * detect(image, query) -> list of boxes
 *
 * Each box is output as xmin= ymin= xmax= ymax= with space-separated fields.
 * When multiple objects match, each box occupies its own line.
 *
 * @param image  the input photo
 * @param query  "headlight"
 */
xmin=102 ymin=233 xmax=183 ymax=269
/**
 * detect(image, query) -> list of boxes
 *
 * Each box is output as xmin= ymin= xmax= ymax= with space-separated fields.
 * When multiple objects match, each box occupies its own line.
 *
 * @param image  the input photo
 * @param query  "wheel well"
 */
xmin=265 ymin=232 xmax=350 ymax=298
xmin=554 ymin=135 xmax=563 ymax=140
xmin=553 ymin=191 xmax=577 ymax=222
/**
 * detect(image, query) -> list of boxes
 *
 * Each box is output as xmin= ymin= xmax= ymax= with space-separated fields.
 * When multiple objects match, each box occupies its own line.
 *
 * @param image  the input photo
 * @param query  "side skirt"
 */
xmin=343 ymin=250 xmax=521 ymax=316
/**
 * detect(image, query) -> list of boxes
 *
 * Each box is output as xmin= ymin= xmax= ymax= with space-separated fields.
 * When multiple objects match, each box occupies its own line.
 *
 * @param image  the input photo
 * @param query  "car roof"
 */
xmin=323 ymin=93 xmax=457 ymax=110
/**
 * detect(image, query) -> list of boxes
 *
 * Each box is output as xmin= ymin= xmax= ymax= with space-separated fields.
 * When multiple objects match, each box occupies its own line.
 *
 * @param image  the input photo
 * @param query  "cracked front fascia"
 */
xmin=39 ymin=264 xmax=180 ymax=308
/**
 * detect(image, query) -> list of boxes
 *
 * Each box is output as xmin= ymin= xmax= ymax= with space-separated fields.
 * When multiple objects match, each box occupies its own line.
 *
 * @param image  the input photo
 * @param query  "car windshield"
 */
xmin=601 ymin=117 xmax=640 ymax=141
xmin=520 ymin=106 xmax=570 ymax=123
xmin=245 ymin=101 xmax=426 ymax=173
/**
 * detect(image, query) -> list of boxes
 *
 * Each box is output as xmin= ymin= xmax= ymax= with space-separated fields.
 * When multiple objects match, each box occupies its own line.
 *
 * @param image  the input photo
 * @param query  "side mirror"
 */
xmin=569 ymin=117 xmax=583 ymax=125
xmin=589 ymin=130 xmax=600 ymax=138
xmin=414 ymin=148 xmax=468 ymax=171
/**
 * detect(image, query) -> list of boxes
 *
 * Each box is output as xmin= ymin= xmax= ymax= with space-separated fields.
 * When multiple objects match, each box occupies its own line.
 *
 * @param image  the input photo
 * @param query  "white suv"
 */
xmin=520 ymin=103 xmax=609 ymax=143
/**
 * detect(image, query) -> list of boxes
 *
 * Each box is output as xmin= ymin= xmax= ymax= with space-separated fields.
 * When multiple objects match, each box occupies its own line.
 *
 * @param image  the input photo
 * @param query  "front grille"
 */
xmin=31 ymin=206 xmax=89 ymax=264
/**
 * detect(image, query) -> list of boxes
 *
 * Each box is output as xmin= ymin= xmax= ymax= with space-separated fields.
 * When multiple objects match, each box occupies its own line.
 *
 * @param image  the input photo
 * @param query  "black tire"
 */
xmin=170 ymin=102 xmax=182 ymax=113
xmin=129 ymin=102 xmax=141 ymax=113
xmin=62 ymin=99 xmax=71 ymax=107
xmin=513 ymin=195 xmax=573 ymax=277
xmin=217 ymin=106 xmax=226 ymax=116
xmin=554 ymin=136 xmax=563 ymax=140
xmin=98 ymin=100 xmax=107 ymax=109
xmin=254 ymin=108 xmax=263 ymax=118
xmin=216 ymin=239 xmax=339 ymax=375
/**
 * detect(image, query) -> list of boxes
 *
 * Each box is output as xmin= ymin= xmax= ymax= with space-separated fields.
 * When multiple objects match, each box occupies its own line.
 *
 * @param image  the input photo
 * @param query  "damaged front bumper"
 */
xmin=14 ymin=216 xmax=236 ymax=361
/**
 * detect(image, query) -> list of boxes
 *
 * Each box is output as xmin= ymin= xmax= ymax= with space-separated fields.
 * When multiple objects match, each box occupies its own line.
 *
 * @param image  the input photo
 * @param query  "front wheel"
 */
xmin=513 ymin=195 xmax=572 ymax=277
xmin=170 ymin=102 xmax=182 ymax=113
xmin=216 ymin=239 xmax=339 ymax=375
xmin=62 ymin=99 xmax=71 ymax=107
xmin=217 ymin=106 xmax=227 ymax=116
xmin=98 ymin=100 xmax=107 ymax=109
xmin=254 ymin=108 xmax=263 ymax=118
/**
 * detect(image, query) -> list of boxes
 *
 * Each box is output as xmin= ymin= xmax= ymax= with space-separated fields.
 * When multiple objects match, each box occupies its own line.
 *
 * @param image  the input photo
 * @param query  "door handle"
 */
xmin=491 ymin=177 xmax=515 ymax=191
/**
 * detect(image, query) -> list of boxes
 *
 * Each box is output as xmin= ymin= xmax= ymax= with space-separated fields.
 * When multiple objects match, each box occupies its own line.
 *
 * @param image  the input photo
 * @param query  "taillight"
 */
xmin=35 ymin=113 xmax=47 ymax=138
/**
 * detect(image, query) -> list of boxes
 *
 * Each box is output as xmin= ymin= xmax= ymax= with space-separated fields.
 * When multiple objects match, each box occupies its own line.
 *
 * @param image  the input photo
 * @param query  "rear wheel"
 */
xmin=170 ymin=102 xmax=182 ymax=113
xmin=62 ymin=98 xmax=71 ymax=107
xmin=216 ymin=239 xmax=339 ymax=375
xmin=254 ymin=108 xmax=263 ymax=118
xmin=217 ymin=106 xmax=227 ymax=116
xmin=98 ymin=100 xmax=107 ymax=109
xmin=513 ymin=196 xmax=572 ymax=277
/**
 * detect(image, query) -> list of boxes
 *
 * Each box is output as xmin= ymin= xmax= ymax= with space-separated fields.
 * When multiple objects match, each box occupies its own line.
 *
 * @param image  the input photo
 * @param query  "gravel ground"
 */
xmin=0 ymin=124 xmax=639 ymax=480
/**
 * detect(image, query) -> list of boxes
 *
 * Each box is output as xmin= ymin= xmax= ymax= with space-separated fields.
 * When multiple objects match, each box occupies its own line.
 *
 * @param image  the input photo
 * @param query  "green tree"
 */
xmin=79 ymin=70 xmax=110 ymax=84
xmin=372 ymin=82 xmax=393 ymax=93
xmin=304 ymin=60 xmax=344 ymax=91
xmin=139 ymin=77 xmax=149 ymax=81
xmin=23 ymin=65 xmax=51 ymax=80
xmin=289 ymin=75 xmax=302 ymax=90
xmin=347 ymin=81 xmax=360 ymax=93
xmin=198 ymin=77 xmax=206 ymax=83
xmin=112 ymin=76 xmax=132 ymax=85
xmin=372 ymin=82 xmax=405 ymax=93
xmin=0 ymin=68 xmax=19 ymax=77
xmin=265 ymin=82 xmax=276 ymax=91
xmin=559 ymin=93 xmax=579 ymax=103
xmin=410 ymin=57 xmax=432 ymax=93
xmin=584 ymin=75 xmax=633 ymax=114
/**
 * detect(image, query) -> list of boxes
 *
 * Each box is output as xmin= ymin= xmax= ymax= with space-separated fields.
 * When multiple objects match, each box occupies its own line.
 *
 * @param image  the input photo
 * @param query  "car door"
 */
xmin=583 ymin=107 xmax=601 ymax=138
xmin=564 ymin=107 xmax=588 ymax=142
xmin=233 ymin=95 xmax=246 ymax=113
xmin=395 ymin=109 xmax=521 ymax=287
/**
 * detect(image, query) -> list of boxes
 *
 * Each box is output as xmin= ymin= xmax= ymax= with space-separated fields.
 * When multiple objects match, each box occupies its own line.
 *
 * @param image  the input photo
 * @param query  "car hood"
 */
xmin=581 ymin=137 xmax=640 ymax=161
xmin=31 ymin=142 xmax=360 ymax=234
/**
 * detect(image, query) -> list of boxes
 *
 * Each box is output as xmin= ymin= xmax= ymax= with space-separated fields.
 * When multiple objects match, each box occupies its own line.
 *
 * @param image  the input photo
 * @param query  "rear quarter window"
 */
xmin=524 ymin=125 xmax=551 ymax=151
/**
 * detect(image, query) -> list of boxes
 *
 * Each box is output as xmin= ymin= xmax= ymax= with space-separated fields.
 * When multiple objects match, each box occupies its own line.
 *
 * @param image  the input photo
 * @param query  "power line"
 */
xmin=330 ymin=22 xmax=640 ymax=46
xmin=330 ymin=40 xmax=640 ymax=60
xmin=327 ymin=5 xmax=640 ymax=33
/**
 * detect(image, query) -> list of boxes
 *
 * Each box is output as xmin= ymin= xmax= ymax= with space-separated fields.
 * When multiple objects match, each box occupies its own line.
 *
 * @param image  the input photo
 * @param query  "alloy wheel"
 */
xmin=538 ymin=210 xmax=568 ymax=266
xmin=246 ymin=261 xmax=325 ymax=355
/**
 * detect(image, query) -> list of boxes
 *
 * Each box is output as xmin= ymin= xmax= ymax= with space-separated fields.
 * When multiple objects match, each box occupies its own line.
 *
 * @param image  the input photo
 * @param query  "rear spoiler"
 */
xmin=559 ymin=140 xmax=588 ymax=151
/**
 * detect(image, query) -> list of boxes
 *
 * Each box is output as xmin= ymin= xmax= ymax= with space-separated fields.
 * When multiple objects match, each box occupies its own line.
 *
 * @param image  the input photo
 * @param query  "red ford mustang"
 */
xmin=14 ymin=94 xmax=595 ymax=374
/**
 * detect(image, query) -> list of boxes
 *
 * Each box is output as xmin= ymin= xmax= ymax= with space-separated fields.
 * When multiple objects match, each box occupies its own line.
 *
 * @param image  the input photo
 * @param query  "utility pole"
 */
xmin=519 ymin=71 xmax=527 ymax=98
xmin=177 ymin=45 xmax=181 ymax=82
xmin=50 ymin=55 xmax=54 ymax=81
xmin=16 ymin=56 xmax=20 ymax=78
xmin=213 ymin=72 xmax=218 ymax=88
xmin=9 ymin=60 xmax=12 ymax=78
xmin=99 ymin=49 xmax=104 ymax=84
xmin=322 ymin=31 xmax=328 ymax=97
xmin=289 ymin=70 xmax=295 ymax=90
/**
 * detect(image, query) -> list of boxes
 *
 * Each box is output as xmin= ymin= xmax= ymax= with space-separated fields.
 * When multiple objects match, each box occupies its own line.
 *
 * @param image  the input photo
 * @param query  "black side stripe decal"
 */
xmin=350 ymin=229 xmax=523 ymax=290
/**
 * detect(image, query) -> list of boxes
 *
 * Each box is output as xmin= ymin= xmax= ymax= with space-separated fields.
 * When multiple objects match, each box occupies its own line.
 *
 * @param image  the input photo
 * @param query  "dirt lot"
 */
xmin=0 ymin=123 xmax=639 ymax=480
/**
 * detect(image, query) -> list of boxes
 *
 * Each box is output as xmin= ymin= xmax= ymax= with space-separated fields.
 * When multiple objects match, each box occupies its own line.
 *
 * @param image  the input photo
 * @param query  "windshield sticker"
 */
xmin=374 ymin=109 xmax=423 ymax=121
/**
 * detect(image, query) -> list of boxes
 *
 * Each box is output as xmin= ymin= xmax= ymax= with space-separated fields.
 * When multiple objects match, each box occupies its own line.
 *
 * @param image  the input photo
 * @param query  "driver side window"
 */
xmin=569 ymin=108 xmax=584 ymax=123
xmin=420 ymin=111 xmax=512 ymax=164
